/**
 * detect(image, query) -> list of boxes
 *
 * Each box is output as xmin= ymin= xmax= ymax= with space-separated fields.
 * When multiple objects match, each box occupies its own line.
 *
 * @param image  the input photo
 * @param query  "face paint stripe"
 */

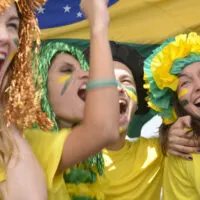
xmin=61 ymin=79 xmax=71 ymax=96
xmin=9 ymin=51 xmax=16 ymax=62
xmin=58 ymin=74 xmax=71 ymax=84
xmin=124 ymin=85 xmax=138 ymax=103
xmin=14 ymin=39 xmax=19 ymax=47
xmin=126 ymin=90 xmax=138 ymax=103
xmin=178 ymin=88 xmax=188 ymax=99
xmin=125 ymin=86 xmax=137 ymax=95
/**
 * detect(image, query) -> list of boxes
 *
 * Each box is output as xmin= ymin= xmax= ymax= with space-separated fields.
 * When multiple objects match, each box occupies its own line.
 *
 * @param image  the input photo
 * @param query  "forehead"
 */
xmin=180 ymin=61 xmax=200 ymax=75
xmin=1 ymin=3 xmax=18 ymax=19
xmin=51 ymin=52 xmax=80 ymax=66
xmin=114 ymin=61 xmax=133 ymax=77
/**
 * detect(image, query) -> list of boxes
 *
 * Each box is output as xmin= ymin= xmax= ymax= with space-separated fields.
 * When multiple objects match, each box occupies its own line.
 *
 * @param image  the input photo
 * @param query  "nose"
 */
xmin=117 ymin=82 xmax=125 ymax=94
xmin=78 ymin=69 xmax=89 ymax=80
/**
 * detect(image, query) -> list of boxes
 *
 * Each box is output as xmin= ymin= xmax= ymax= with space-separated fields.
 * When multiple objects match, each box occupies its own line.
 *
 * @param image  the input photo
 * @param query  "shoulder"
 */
xmin=128 ymin=137 xmax=160 ymax=151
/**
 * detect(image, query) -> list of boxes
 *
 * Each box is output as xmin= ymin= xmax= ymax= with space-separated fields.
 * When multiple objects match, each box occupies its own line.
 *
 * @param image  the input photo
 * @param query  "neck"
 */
xmin=106 ymin=132 xmax=127 ymax=151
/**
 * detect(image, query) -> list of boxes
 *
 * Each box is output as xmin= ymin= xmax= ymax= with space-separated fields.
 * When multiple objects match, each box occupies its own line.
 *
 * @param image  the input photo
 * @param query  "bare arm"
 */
xmin=0 ymin=127 xmax=47 ymax=200
xmin=58 ymin=0 xmax=119 ymax=170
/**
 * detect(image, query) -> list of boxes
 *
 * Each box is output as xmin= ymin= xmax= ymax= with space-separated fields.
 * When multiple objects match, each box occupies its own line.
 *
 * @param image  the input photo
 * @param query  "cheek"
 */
xmin=177 ymin=88 xmax=191 ymax=107
xmin=124 ymin=86 xmax=138 ymax=104
xmin=178 ymin=88 xmax=189 ymax=99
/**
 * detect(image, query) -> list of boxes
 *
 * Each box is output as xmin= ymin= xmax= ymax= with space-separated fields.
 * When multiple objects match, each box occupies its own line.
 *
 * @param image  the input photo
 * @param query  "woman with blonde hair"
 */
xmin=0 ymin=1 xmax=51 ymax=199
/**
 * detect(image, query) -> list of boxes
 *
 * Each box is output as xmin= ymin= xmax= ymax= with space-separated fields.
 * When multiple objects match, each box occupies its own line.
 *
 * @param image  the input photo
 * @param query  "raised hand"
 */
xmin=80 ymin=0 xmax=109 ymax=31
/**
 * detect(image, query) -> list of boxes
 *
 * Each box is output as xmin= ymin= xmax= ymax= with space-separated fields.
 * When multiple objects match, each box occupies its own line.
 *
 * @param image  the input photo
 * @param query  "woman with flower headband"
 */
xmin=0 ymin=0 xmax=51 ymax=199
xmin=6 ymin=0 xmax=119 ymax=199
xmin=144 ymin=32 xmax=200 ymax=199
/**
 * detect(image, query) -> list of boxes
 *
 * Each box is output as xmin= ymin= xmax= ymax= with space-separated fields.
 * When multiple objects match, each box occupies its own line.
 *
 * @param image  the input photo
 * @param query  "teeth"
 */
xmin=80 ymin=84 xmax=86 ymax=90
xmin=119 ymin=99 xmax=126 ymax=105
xmin=195 ymin=98 xmax=200 ymax=104
xmin=0 ymin=54 xmax=6 ymax=60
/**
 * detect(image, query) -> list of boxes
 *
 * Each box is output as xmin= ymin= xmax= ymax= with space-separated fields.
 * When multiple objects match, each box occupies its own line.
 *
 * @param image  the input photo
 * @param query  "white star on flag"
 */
xmin=77 ymin=11 xmax=82 ymax=18
xmin=38 ymin=7 xmax=45 ymax=14
xmin=63 ymin=5 xmax=71 ymax=13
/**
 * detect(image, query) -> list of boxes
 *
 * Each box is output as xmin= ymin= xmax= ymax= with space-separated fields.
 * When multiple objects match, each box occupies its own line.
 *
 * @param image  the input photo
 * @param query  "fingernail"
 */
xmin=188 ymin=156 xmax=193 ymax=160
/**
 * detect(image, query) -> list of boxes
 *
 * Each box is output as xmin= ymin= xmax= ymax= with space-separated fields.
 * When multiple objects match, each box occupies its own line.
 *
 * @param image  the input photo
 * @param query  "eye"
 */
xmin=180 ymin=80 xmax=190 ymax=87
xmin=60 ymin=65 xmax=73 ymax=73
xmin=122 ymin=79 xmax=133 ymax=85
xmin=7 ymin=22 xmax=19 ymax=32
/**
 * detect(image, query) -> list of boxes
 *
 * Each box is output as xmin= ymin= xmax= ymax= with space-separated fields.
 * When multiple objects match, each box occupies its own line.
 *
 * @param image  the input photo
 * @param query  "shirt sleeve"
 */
xmin=163 ymin=154 xmax=200 ymax=200
xmin=24 ymin=128 xmax=70 ymax=191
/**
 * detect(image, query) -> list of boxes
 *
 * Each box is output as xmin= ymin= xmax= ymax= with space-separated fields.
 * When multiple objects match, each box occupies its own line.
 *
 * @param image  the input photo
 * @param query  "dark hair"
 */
xmin=160 ymin=93 xmax=200 ymax=154
xmin=84 ymin=41 xmax=149 ymax=115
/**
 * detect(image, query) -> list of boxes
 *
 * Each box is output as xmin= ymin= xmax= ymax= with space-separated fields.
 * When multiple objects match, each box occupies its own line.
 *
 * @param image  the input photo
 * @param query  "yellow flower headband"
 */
xmin=1 ymin=0 xmax=53 ymax=131
xmin=144 ymin=32 xmax=200 ymax=124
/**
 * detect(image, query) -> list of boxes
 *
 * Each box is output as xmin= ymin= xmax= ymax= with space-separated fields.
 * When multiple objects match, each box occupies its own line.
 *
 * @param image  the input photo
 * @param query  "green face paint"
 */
xmin=14 ymin=39 xmax=19 ymax=47
xmin=58 ymin=74 xmax=71 ymax=96
xmin=124 ymin=85 xmax=138 ymax=103
xmin=180 ymin=99 xmax=189 ymax=107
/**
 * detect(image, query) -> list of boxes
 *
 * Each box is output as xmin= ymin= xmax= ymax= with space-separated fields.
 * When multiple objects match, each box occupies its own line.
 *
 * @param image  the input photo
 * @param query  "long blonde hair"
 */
xmin=0 ymin=62 xmax=15 ymax=168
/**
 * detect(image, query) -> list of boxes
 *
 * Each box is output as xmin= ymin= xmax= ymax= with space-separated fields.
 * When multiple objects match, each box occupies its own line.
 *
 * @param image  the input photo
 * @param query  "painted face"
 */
xmin=177 ymin=62 xmax=200 ymax=119
xmin=47 ymin=53 xmax=89 ymax=126
xmin=0 ymin=4 xmax=19 ymax=84
xmin=114 ymin=61 xmax=137 ymax=133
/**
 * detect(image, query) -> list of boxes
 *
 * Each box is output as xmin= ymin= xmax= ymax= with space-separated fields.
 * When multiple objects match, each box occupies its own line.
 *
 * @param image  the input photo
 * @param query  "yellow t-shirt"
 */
xmin=24 ymin=128 xmax=71 ymax=200
xmin=163 ymin=154 xmax=200 ymax=200
xmin=103 ymin=137 xmax=164 ymax=200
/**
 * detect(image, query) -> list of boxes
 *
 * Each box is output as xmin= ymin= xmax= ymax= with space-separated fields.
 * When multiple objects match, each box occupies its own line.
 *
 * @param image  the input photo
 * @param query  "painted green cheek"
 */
xmin=124 ymin=86 xmax=138 ymax=103
xmin=180 ymin=99 xmax=189 ymax=107
xmin=14 ymin=39 xmax=19 ymax=47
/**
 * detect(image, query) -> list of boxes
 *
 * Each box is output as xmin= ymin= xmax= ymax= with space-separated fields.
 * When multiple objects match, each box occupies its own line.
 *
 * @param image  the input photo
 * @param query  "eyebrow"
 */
xmin=178 ymin=74 xmax=191 ymax=79
xmin=8 ymin=16 xmax=20 ymax=21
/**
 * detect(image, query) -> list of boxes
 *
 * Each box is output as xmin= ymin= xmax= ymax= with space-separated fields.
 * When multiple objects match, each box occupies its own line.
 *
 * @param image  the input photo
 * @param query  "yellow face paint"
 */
xmin=57 ymin=74 xmax=71 ymax=84
xmin=119 ymin=127 xmax=123 ymax=134
xmin=183 ymin=127 xmax=192 ymax=132
xmin=124 ymin=86 xmax=138 ymax=103
xmin=178 ymin=88 xmax=188 ymax=99
xmin=8 ymin=51 xmax=17 ymax=62
xmin=58 ymin=74 xmax=72 ymax=96
xmin=8 ymin=39 xmax=19 ymax=62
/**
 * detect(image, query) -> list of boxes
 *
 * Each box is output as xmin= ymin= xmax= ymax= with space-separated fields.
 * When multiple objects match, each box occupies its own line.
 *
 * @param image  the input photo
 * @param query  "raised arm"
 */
xmin=58 ymin=0 xmax=119 ymax=170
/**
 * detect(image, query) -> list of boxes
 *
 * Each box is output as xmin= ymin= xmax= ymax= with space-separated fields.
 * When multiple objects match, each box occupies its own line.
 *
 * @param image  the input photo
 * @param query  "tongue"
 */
xmin=119 ymin=114 xmax=128 ymax=126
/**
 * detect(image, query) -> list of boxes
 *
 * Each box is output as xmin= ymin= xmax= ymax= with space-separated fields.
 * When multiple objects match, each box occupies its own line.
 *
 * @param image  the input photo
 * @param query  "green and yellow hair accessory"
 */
xmin=144 ymin=32 xmax=200 ymax=124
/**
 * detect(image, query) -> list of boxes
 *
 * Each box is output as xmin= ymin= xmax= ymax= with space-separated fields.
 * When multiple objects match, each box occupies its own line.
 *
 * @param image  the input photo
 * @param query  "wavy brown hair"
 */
xmin=0 ymin=59 xmax=15 ymax=168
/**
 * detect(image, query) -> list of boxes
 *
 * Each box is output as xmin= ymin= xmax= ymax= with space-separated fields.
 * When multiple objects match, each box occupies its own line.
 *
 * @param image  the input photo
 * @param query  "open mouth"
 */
xmin=194 ymin=98 xmax=200 ymax=108
xmin=0 ymin=54 xmax=6 ymax=73
xmin=78 ymin=84 xmax=86 ymax=102
xmin=119 ymin=99 xmax=128 ymax=114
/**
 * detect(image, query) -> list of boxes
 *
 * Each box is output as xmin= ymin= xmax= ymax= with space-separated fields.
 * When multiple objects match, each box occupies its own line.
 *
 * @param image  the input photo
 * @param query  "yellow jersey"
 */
xmin=163 ymin=154 xmax=200 ymax=200
xmin=103 ymin=137 xmax=164 ymax=200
